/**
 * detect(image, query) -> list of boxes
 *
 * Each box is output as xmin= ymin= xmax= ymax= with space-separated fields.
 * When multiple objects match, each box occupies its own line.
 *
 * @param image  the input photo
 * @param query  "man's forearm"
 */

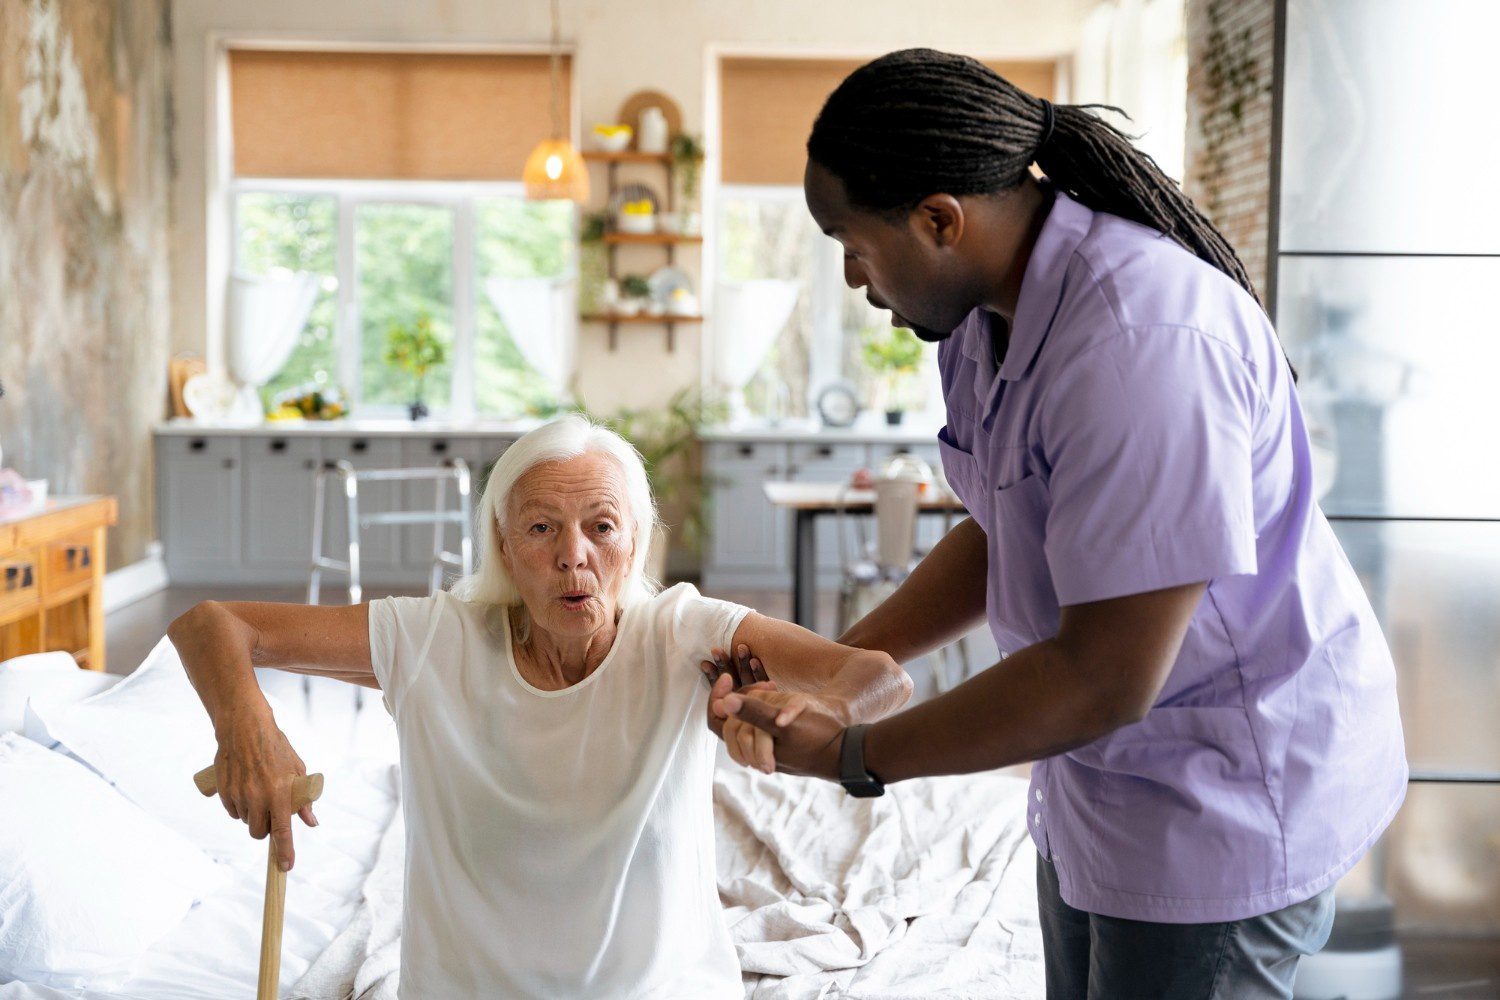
xmin=837 ymin=516 xmax=988 ymax=663
xmin=862 ymin=639 xmax=1140 ymax=783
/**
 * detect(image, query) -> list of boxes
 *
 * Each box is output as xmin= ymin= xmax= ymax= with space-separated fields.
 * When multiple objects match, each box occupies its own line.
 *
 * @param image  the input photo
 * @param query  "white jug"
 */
xmin=638 ymin=106 xmax=669 ymax=154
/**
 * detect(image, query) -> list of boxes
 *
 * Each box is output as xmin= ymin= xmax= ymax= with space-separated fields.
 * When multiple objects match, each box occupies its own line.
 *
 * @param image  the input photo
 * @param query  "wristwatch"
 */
xmin=838 ymin=724 xmax=885 ymax=797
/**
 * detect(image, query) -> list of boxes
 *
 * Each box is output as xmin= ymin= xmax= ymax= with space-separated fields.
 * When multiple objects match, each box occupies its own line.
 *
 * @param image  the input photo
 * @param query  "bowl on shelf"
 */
xmin=616 ymin=211 xmax=657 ymax=235
xmin=592 ymin=124 xmax=633 ymax=152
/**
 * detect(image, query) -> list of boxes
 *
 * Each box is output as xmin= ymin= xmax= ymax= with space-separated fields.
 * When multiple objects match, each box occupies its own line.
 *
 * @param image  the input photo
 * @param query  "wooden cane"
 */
xmin=194 ymin=764 xmax=324 ymax=1000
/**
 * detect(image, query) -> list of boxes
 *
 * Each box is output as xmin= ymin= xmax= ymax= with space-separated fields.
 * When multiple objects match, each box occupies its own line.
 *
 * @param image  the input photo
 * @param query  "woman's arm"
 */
xmin=166 ymin=600 xmax=375 ymax=869
xmin=703 ymin=611 xmax=913 ymax=772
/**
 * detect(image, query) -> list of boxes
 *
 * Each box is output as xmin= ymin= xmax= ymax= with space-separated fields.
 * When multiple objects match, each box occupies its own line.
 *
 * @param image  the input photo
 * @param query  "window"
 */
xmin=225 ymin=48 xmax=576 ymax=417
xmin=716 ymin=185 xmax=939 ymax=421
xmin=232 ymin=181 xmax=574 ymax=417
xmin=233 ymin=192 xmax=338 ymax=405
xmin=714 ymin=55 xmax=1052 ymax=423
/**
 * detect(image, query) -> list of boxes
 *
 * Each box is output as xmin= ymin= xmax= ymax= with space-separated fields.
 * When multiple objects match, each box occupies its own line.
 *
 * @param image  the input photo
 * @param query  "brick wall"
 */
xmin=1184 ymin=0 xmax=1277 ymax=303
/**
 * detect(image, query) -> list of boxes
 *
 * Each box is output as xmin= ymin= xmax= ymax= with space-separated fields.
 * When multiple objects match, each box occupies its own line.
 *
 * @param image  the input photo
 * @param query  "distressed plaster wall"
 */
xmin=0 ymin=0 xmax=174 ymax=569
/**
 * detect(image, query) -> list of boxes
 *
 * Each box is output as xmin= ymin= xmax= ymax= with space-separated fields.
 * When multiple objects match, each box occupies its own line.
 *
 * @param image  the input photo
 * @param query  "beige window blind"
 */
xmin=229 ymin=49 xmax=572 ymax=181
xmin=720 ymin=56 xmax=1057 ymax=186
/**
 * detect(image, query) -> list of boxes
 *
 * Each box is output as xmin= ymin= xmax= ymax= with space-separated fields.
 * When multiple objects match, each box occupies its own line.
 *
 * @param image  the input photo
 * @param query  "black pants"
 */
xmin=1038 ymin=857 xmax=1336 ymax=999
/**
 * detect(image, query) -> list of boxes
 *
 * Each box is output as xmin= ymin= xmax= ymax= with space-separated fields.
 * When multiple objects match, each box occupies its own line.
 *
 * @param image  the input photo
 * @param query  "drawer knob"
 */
xmin=189 ymin=438 xmax=207 ymax=452
xmin=270 ymin=439 xmax=288 ymax=453
xmin=352 ymin=440 xmax=368 ymax=453
xmin=432 ymin=441 xmax=449 ymax=453
xmin=737 ymin=444 xmax=754 ymax=458
xmin=817 ymin=445 xmax=833 ymax=457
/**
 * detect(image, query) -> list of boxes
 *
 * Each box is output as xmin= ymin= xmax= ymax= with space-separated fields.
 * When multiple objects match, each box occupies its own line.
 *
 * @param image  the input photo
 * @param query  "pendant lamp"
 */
xmin=524 ymin=0 xmax=588 ymax=202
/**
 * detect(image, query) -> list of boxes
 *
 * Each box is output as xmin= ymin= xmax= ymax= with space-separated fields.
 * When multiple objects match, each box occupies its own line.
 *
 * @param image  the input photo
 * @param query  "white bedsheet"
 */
xmin=3 ymin=668 xmax=1042 ymax=999
xmin=286 ymin=744 xmax=1043 ymax=1000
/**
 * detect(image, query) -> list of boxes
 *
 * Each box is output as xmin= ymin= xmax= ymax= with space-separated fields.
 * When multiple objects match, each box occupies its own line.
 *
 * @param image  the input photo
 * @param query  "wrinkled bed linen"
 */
xmin=289 ymin=750 xmax=1042 ymax=1000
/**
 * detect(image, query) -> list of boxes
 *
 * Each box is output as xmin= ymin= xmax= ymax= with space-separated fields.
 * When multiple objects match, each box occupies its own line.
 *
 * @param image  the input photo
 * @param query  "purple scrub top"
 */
xmin=935 ymin=187 xmax=1407 ymax=922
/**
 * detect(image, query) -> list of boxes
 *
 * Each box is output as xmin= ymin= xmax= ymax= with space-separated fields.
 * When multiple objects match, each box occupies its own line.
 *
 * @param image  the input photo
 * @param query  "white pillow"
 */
xmin=0 ymin=732 xmax=227 ymax=989
xmin=25 ymin=636 xmax=319 ymax=865
xmin=0 ymin=653 xmax=120 ymax=734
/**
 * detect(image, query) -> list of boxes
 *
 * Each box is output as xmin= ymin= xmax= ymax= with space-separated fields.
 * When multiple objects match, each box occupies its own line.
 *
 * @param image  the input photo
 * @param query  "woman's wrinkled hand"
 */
xmin=700 ymin=643 xmax=841 ymax=775
xmin=213 ymin=709 xmax=319 ymax=870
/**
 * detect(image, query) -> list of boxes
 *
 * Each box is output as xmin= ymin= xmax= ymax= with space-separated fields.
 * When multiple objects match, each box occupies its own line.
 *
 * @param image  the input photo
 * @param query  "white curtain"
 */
xmin=712 ymin=279 xmax=799 ymax=390
xmin=226 ymin=270 xmax=320 ymax=387
xmin=1072 ymin=0 xmax=1187 ymax=184
xmin=484 ymin=276 xmax=577 ymax=397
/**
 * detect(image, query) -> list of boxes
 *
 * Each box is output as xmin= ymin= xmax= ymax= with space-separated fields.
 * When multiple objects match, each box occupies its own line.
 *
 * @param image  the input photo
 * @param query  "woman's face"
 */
xmin=498 ymin=452 xmax=637 ymax=642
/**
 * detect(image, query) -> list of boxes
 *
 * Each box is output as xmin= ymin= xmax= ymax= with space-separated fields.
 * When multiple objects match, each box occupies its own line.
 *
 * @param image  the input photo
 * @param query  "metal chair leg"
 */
xmin=456 ymin=461 xmax=474 ymax=577
xmin=343 ymin=471 xmax=362 ymax=606
xmin=308 ymin=465 xmax=327 ymax=605
xmin=428 ymin=472 xmax=446 ymax=596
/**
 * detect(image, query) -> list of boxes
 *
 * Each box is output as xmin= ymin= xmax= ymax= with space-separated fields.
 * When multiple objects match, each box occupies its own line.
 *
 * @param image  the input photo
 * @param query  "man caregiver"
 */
xmin=711 ymin=49 xmax=1407 ymax=1000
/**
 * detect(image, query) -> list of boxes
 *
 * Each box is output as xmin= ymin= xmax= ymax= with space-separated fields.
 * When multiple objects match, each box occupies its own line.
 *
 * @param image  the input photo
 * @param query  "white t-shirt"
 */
xmin=367 ymin=582 xmax=748 ymax=1000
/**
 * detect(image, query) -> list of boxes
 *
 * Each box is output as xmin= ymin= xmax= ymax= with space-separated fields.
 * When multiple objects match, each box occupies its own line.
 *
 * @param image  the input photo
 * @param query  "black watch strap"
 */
xmin=839 ymin=724 xmax=885 ymax=798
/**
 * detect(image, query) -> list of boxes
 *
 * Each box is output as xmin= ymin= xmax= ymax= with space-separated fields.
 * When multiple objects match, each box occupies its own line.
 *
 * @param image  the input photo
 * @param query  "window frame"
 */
xmin=715 ymin=181 xmax=944 ymax=422
xmin=228 ymin=175 xmax=575 ymax=421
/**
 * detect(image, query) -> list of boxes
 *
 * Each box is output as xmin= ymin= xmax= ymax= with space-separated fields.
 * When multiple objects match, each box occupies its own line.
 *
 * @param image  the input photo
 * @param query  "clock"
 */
xmin=815 ymin=381 xmax=861 ymax=428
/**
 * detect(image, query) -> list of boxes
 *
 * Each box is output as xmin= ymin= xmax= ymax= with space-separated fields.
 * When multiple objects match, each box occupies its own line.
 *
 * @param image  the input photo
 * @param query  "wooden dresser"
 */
xmin=0 ymin=496 xmax=118 ymax=671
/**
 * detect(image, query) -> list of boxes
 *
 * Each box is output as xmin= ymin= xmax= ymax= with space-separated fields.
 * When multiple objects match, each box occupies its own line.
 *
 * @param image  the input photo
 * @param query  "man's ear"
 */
xmin=914 ymin=193 xmax=965 ymax=250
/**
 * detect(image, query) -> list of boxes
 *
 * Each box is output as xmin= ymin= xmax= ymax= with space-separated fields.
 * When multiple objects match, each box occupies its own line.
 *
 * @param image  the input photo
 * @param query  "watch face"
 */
xmin=817 ymin=382 xmax=860 ymax=427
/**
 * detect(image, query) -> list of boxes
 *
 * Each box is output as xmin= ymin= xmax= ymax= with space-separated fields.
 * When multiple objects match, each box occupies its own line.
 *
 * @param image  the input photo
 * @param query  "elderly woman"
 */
xmin=168 ymin=415 xmax=911 ymax=999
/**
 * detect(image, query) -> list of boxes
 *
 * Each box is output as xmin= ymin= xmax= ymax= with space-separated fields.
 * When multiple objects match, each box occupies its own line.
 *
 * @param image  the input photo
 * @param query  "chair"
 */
xmin=308 ymin=458 xmax=475 ymax=606
xmin=834 ymin=477 xmax=973 ymax=693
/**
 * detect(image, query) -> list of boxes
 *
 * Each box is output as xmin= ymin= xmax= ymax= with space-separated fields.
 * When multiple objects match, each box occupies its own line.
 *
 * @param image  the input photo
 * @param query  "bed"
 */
xmin=0 ymin=638 xmax=1043 ymax=999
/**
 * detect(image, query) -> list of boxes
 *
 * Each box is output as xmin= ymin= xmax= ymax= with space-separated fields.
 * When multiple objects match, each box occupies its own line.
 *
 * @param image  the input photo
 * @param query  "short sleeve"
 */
xmin=367 ymin=594 xmax=446 ymax=719
xmin=658 ymin=583 xmax=752 ymax=670
xmin=1039 ymin=327 xmax=1261 ymax=606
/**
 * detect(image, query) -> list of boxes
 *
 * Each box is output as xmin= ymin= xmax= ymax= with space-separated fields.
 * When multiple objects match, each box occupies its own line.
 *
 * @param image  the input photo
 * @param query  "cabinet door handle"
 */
xmin=352 ymin=439 xmax=368 ymax=453
xmin=432 ymin=441 xmax=449 ymax=453
xmin=270 ymin=439 xmax=287 ymax=452
xmin=189 ymin=438 xmax=207 ymax=452
xmin=737 ymin=444 xmax=755 ymax=458
xmin=817 ymin=445 xmax=833 ymax=457
xmin=65 ymin=545 xmax=91 ymax=570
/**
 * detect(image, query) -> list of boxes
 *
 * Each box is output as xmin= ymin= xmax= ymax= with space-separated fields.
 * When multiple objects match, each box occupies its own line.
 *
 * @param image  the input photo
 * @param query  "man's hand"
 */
xmin=723 ymin=690 xmax=846 ymax=782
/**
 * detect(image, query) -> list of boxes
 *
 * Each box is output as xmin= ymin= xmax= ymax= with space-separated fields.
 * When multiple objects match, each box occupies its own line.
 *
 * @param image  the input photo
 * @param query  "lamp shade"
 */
xmin=523 ymin=139 xmax=589 ymax=202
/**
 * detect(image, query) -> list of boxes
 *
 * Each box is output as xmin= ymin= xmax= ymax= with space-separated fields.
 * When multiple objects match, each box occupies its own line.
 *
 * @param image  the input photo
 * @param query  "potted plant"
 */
xmin=383 ymin=314 xmax=446 ymax=420
xmin=860 ymin=323 xmax=924 ymax=424
xmin=669 ymin=133 xmax=705 ymax=235
xmin=619 ymin=274 xmax=652 ymax=316
xmin=579 ymin=210 xmax=610 ymax=314
xmin=532 ymin=389 xmax=727 ymax=581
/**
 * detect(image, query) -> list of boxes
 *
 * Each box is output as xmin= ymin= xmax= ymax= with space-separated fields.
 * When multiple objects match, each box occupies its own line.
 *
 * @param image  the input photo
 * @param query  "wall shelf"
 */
xmin=581 ymin=140 xmax=705 ymax=353
xmin=602 ymin=232 xmax=702 ymax=245
xmin=580 ymin=312 xmax=702 ymax=351
xmin=582 ymin=150 xmax=704 ymax=165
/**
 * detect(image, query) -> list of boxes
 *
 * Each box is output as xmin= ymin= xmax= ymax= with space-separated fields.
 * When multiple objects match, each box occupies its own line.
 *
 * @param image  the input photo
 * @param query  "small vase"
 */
xmin=409 ymin=400 xmax=429 ymax=421
xmin=885 ymin=409 xmax=904 ymax=426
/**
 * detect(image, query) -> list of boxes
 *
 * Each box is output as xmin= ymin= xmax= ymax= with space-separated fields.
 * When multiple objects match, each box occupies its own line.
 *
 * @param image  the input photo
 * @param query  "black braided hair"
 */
xmin=807 ymin=47 xmax=1263 ymax=307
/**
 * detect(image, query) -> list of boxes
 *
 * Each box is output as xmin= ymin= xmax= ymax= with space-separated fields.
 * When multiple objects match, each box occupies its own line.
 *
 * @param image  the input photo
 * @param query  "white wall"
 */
xmin=171 ymin=0 xmax=1091 ymax=414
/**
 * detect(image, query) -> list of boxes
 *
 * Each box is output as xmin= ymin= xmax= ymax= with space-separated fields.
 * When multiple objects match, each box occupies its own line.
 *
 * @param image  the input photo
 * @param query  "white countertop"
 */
xmin=156 ymin=414 xmax=943 ymax=444
xmin=698 ymin=416 xmax=942 ymax=444
xmin=155 ymin=417 xmax=544 ymax=437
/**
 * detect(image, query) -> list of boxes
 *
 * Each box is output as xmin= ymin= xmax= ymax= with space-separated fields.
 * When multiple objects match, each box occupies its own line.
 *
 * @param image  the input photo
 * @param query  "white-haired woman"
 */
xmin=170 ymin=415 xmax=912 ymax=999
